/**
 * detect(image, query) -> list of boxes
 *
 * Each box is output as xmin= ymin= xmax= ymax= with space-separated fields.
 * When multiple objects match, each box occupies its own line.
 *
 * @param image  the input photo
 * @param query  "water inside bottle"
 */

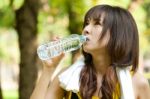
xmin=37 ymin=34 xmax=87 ymax=60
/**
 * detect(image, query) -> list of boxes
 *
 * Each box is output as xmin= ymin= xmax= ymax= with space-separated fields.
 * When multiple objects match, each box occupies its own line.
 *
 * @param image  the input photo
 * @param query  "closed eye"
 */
xmin=85 ymin=18 xmax=91 ymax=25
xmin=85 ymin=22 xmax=89 ymax=25
xmin=85 ymin=20 xmax=90 ymax=25
xmin=95 ymin=21 xmax=102 ymax=26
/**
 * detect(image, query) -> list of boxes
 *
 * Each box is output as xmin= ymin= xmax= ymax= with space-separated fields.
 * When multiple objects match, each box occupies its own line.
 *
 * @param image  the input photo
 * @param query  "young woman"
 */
xmin=30 ymin=5 xmax=150 ymax=99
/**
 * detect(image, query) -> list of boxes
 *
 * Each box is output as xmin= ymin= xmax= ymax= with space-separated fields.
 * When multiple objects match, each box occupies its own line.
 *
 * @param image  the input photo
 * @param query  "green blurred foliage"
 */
xmin=0 ymin=0 xmax=10 ymax=9
xmin=0 ymin=0 xmax=24 ymax=10
xmin=0 ymin=28 xmax=19 ymax=63
xmin=99 ymin=0 xmax=131 ymax=8
xmin=142 ymin=1 xmax=150 ymax=56
xmin=0 ymin=0 xmax=24 ymax=28
xmin=3 ymin=89 xmax=18 ymax=99
xmin=38 ymin=0 xmax=88 ymax=43
xmin=12 ymin=0 xmax=24 ymax=10
xmin=0 ymin=8 xmax=15 ymax=27
xmin=48 ymin=0 xmax=67 ymax=17
xmin=0 ymin=0 xmax=22 ymax=63
xmin=131 ymin=3 xmax=148 ymax=54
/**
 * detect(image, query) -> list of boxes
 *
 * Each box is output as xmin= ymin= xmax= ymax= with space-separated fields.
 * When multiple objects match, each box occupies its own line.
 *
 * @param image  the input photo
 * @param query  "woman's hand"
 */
xmin=42 ymin=53 xmax=65 ymax=71
xmin=42 ymin=37 xmax=65 ymax=72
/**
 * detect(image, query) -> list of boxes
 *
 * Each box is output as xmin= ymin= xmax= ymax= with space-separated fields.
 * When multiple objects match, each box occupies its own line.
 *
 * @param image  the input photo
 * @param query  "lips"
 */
xmin=86 ymin=37 xmax=90 ymax=41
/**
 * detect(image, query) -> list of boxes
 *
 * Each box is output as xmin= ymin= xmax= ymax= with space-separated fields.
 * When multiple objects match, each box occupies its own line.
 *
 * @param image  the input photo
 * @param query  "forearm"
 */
xmin=30 ymin=69 xmax=54 ymax=99
xmin=30 ymin=53 xmax=64 ymax=99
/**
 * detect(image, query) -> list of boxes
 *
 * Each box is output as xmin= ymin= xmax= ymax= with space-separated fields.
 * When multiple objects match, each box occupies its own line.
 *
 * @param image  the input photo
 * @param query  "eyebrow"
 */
xmin=94 ymin=18 xmax=102 ymax=24
xmin=86 ymin=17 xmax=103 ymax=25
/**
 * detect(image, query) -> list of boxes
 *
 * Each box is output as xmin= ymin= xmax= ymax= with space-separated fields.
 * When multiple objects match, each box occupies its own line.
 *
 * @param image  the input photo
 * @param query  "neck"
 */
xmin=91 ymin=49 xmax=111 ymax=75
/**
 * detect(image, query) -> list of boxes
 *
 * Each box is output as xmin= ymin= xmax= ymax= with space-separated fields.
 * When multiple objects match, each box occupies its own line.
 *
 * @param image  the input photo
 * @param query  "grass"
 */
xmin=3 ymin=89 xmax=18 ymax=99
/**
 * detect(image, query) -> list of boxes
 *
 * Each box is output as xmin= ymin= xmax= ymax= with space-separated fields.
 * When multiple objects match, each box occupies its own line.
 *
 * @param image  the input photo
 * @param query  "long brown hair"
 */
xmin=80 ymin=5 xmax=139 ymax=99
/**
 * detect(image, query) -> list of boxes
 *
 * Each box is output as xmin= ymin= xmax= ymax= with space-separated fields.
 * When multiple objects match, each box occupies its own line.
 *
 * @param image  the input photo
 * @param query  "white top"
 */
xmin=58 ymin=57 xmax=135 ymax=99
xmin=116 ymin=67 xmax=135 ymax=99
xmin=58 ymin=57 xmax=84 ymax=93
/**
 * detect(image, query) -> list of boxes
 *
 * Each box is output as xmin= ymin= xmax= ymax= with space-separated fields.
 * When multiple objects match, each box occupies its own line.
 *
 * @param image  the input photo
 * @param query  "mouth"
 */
xmin=86 ymin=37 xmax=90 ymax=42
xmin=86 ymin=37 xmax=90 ymax=41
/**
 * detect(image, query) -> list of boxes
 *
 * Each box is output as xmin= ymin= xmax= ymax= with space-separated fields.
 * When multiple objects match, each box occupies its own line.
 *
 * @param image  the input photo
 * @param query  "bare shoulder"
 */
xmin=132 ymin=71 xmax=149 ymax=88
xmin=132 ymin=71 xmax=150 ymax=99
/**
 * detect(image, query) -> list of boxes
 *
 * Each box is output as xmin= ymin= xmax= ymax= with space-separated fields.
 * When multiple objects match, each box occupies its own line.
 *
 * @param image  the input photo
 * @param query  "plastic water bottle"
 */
xmin=37 ymin=34 xmax=87 ymax=60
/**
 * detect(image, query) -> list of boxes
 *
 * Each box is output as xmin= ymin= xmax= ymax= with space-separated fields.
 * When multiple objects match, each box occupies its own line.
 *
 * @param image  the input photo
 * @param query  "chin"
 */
xmin=82 ymin=46 xmax=93 ymax=53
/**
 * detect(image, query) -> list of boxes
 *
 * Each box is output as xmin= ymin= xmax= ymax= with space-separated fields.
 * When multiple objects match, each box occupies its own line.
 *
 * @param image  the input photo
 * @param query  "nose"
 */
xmin=83 ymin=25 xmax=92 ymax=35
xmin=83 ymin=29 xmax=89 ymax=35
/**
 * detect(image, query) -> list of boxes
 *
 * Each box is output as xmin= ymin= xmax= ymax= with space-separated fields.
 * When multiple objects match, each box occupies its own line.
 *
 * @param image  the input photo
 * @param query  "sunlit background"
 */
xmin=0 ymin=0 xmax=150 ymax=99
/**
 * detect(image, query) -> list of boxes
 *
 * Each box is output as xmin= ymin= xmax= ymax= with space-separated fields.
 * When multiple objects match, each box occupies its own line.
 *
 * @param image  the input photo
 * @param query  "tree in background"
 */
xmin=15 ymin=0 xmax=40 ymax=98
xmin=0 ymin=84 xmax=2 ymax=99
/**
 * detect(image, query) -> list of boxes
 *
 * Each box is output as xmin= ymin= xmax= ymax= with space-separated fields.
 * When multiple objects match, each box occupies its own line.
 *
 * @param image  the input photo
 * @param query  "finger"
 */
xmin=52 ymin=36 xmax=61 ymax=41
xmin=42 ymin=59 xmax=52 ymax=66
xmin=51 ymin=53 xmax=65 ymax=62
xmin=42 ymin=53 xmax=65 ymax=67
xmin=51 ymin=53 xmax=65 ymax=65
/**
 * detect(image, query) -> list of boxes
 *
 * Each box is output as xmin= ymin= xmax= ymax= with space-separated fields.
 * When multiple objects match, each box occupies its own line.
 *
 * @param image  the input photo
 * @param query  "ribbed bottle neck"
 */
xmin=80 ymin=35 xmax=87 ymax=43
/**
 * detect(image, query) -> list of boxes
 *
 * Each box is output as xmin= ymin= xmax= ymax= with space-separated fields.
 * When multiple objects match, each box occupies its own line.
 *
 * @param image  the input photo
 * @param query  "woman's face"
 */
xmin=82 ymin=17 xmax=110 ymax=53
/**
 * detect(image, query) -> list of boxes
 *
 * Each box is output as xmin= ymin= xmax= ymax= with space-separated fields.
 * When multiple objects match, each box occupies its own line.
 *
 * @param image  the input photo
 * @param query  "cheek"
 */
xmin=92 ymin=27 xmax=102 ymax=39
xmin=93 ymin=27 xmax=109 ymax=46
xmin=98 ymin=33 xmax=110 ymax=47
xmin=102 ymin=38 xmax=109 ymax=46
xmin=82 ymin=41 xmax=99 ymax=52
xmin=82 ymin=42 xmax=94 ymax=52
